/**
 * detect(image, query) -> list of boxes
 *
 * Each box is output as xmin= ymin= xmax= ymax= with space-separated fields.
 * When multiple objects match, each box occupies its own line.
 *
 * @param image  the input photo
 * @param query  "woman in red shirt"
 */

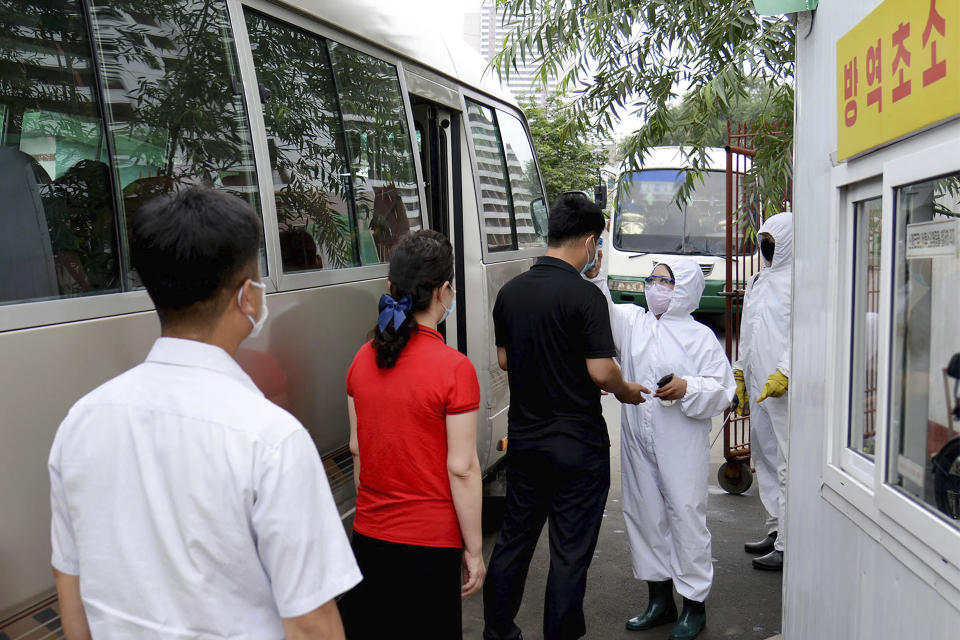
xmin=341 ymin=230 xmax=484 ymax=639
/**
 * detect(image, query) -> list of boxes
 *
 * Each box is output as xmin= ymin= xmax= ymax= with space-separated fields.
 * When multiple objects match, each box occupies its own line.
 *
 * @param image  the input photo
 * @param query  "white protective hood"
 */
xmin=658 ymin=256 xmax=705 ymax=322
xmin=736 ymin=211 xmax=794 ymax=386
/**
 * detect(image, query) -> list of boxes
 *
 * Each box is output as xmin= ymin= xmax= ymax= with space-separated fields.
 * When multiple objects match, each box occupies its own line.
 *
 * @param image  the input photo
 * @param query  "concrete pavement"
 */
xmin=463 ymin=394 xmax=783 ymax=640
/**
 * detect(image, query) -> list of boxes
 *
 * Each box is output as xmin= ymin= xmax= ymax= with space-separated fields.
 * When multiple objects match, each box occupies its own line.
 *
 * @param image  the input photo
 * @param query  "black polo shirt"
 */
xmin=492 ymin=256 xmax=618 ymax=449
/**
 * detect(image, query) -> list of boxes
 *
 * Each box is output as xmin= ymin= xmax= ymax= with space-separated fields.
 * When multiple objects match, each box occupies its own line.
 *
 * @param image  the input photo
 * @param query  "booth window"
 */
xmin=849 ymin=197 xmax=882 ymax=460
xmin=888 ymin=173 xmax=960 ymax=526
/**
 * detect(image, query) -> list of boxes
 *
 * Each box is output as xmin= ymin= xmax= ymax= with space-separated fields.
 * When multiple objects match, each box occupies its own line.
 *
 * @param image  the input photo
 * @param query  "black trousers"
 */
xmin=340 ymin=531 xmax=463 ymax=640
xmin=483 ymin=436 xmax=610 ymax=640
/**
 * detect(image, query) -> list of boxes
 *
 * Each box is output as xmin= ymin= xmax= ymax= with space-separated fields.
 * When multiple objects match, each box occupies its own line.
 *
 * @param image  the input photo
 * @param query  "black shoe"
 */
xmin=744 ymin=531 xmax=777 ymax=555
xmin=752 ymin=549 xmax=783 ymax=571
xmin=669 ymin=598 xmax=706 ymax=640
xmin=625 ymin=579 xmax=678 ymax=631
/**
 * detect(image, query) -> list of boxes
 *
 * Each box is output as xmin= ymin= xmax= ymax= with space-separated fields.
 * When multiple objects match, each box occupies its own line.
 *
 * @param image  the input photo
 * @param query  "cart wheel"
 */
xmin=718 ymin=461 xmax=753 ymax=495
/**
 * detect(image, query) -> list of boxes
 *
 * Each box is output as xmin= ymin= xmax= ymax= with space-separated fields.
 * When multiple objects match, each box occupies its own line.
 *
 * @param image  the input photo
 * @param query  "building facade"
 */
xmin=465 ymin=1 xmax=558 ymax=104
xmin=787 ymin=0 xmax=960 ymax=637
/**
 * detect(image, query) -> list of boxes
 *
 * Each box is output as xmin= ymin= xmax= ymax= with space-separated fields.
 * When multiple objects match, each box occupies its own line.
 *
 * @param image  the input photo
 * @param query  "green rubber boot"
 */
xmin=668 ymin=597 xmax=706 ymax=640
xmin=625 ymin=580 xmax=678 ymax=631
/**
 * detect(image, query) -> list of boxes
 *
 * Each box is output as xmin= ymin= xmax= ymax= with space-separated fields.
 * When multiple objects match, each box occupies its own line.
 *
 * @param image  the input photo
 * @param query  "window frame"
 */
xmin=460 ymin=87 xmax=549 ymax=264
xmin=830 ymin=179 xmax=883 ymax=490
xmin=465 ymin=99 xmax=518 ymax=253
xmin=824 ymin=125 xmax=960 ymax=598
xmin=847 ymin=195 xmax=883 ymax=466
xmin=494 ymin=107 xmax=549 ymax=250
xmin=0 ymin=0 xmax=279 ymax=333
xmin=233 ymin=0 xmax=427 ymax=290
xmin=876 ymin=138 xmax=960 ymax=571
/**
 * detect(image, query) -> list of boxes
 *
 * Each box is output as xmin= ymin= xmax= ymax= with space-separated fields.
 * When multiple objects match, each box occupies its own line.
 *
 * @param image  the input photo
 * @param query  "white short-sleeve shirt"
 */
xmin=49 ymin=338 xmax=361 ymax=639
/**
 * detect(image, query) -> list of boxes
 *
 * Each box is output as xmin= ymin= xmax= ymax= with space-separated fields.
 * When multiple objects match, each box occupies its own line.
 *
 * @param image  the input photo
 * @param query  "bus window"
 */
xmin=328 ymin=42 xmax=421 ymax=265
xmin=495 ymin=109 xmax=546 ymax=248
xmin=615 ymin=170 xmax=727 ymax=256
xmin=86 ymin=0 xmax=264 ymax=279
xmin=466 ymin=101 xmax=515 ymax=251
xmin=0 ymin=0 xmax=120 ymax=305
xmin=245 ymin=11 xmax=359 ymax=273
xmin=615 ymin=170 xmax=685 ymax=254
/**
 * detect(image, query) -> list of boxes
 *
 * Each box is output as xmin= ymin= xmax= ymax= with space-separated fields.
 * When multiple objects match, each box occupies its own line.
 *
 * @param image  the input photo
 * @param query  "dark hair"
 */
xmin=279 ymin=227 xmax=321 ymax=271
xmin=547 ymin=193 xmax=605 ymax=246
xmin=654 ymin=262 xmax=675 ymax=281
xmin=130 ymin=186 xmax=262 ymax=327
xmin=373 ymin=230 xmax=453 ymax=368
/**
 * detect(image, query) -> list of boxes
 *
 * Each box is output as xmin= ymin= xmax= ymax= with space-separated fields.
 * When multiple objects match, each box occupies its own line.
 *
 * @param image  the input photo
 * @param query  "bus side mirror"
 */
xmin=594 ymin=184 xmax=607 ymax=210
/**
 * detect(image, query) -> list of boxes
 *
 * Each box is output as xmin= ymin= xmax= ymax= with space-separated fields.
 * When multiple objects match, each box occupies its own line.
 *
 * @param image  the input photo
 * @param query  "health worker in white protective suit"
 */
xmin=587 ymin=255 xmax=735 ymax=640
xmin=734 ymin=211 xmax=793 ymax=572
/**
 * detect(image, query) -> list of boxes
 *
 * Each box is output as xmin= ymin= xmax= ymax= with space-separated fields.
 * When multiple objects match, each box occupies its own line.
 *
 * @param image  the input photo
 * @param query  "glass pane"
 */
xmin=467 ymin=101 xmax=514 ymax=251
xmin=246 ymin=11 xmax=358 ymax=272
xmin=849 ymin=197 xmax=882 ymax=460
xmin=615 ymin=170 xmax=727 ymax=256
xmin=889 ymin=174 xmax=960 ymax=526
xmin=328 ymin=42 xmax=420 ymax=265
xmin=496 ymin=109 xmax=546 ymax=248
xmin=86 ymin=0 xmax=263 ymax=279
xmin=0 ymin=0 xmax=120 ymax=305
xmin=682 ymin=171 xmax=727 ymax=256
xmin=615 ymin=170 xmax=685 ymax=254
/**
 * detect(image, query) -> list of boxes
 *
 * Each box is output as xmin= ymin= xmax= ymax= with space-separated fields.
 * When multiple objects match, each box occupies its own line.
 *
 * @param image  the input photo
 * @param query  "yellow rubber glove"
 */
xmin=757 ymin=370 xmax=789 ymax=403
xmin=733 ymin=369 xmax=748 ymax=415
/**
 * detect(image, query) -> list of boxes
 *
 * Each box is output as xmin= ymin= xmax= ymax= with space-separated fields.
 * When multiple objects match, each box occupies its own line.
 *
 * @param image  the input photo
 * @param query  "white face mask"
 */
xmin=646 ymin=283 xmax=674 ymax=316
xmin=238 ymin=279 xmax=268 ymax=338
xmin=439 ymin=283 xmax=456 ymax=324
xmin=580 ymin=236 xmax=600 ymax=275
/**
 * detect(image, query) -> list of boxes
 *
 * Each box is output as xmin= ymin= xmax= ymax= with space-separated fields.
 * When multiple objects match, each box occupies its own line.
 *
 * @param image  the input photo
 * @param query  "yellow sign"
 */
xmin=837 ymin=0 xmax=960 ymax=160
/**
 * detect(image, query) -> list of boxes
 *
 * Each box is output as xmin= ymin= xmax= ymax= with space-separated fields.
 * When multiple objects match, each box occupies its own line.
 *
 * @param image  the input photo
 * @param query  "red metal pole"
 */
xmin=724 ymin=129 xmax=734 ymax=461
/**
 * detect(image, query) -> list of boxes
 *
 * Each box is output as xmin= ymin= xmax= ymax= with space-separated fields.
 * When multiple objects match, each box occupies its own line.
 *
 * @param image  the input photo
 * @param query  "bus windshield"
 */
xmin=614 ymin=169 xmax=727 ymax=256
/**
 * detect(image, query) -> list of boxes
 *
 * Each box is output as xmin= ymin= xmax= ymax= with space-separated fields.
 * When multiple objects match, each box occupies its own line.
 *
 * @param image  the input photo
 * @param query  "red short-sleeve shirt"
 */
xmin=346 ymin=326 xmax=481 ymax=548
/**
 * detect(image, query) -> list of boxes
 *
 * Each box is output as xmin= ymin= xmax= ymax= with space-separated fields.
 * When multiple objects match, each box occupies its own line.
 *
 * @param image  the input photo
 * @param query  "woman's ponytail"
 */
xmin=372 ymin=230 xmax=454 ymax=368
xmin=372 ymin=311 xmax=417 ymax=368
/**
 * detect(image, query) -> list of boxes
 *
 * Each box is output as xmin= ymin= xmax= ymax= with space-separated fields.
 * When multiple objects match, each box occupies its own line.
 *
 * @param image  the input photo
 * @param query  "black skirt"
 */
xmin=340 ymin=531 xmax=463 ymax=640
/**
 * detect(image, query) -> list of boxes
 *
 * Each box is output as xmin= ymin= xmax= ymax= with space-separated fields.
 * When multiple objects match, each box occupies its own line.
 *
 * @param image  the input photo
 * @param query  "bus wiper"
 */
xmin=627 ymin=252 xmax=648 ymax=259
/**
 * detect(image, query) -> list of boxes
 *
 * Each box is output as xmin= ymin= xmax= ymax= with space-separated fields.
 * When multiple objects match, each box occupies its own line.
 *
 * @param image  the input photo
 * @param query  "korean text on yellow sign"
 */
xmin=837 ymin=0 xmax=960 ymax=161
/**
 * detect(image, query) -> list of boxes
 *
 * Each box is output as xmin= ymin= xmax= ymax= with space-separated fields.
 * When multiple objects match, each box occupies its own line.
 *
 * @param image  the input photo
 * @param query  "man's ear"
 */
xmin=236 ymin=280 xmax=257 ymax=318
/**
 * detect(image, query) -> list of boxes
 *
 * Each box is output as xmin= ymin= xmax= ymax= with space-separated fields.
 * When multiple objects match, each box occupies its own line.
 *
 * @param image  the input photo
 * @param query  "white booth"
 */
xmin=788 ymin=0 xmax=960 ymax=637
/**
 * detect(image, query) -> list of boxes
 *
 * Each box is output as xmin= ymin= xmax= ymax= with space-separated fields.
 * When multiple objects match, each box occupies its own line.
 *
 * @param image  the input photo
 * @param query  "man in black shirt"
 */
xmin=483 ymin=194 xmax=648 ymax=640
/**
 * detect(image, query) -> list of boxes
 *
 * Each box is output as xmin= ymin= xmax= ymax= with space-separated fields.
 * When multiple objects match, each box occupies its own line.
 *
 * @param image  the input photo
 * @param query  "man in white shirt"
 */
xmin=48 ymin=187 xmax=361 ymax=639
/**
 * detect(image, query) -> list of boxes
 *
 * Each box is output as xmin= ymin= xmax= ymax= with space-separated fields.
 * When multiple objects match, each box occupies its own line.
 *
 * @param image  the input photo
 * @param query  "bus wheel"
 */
xmin=718 ymin=461 xmax=753 ymax=495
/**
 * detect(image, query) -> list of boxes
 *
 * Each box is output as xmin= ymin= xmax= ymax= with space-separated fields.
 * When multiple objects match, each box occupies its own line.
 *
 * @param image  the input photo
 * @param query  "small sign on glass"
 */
xmin=905 ymin=218 xmax=959 ymax=259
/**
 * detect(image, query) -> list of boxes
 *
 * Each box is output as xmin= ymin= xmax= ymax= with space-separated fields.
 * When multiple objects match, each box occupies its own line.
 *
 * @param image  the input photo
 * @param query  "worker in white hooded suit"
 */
xmin=734 ymin=211 xmax=793 ymax=572
xmin=587 ymin=255 xmax=734 ymax=640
